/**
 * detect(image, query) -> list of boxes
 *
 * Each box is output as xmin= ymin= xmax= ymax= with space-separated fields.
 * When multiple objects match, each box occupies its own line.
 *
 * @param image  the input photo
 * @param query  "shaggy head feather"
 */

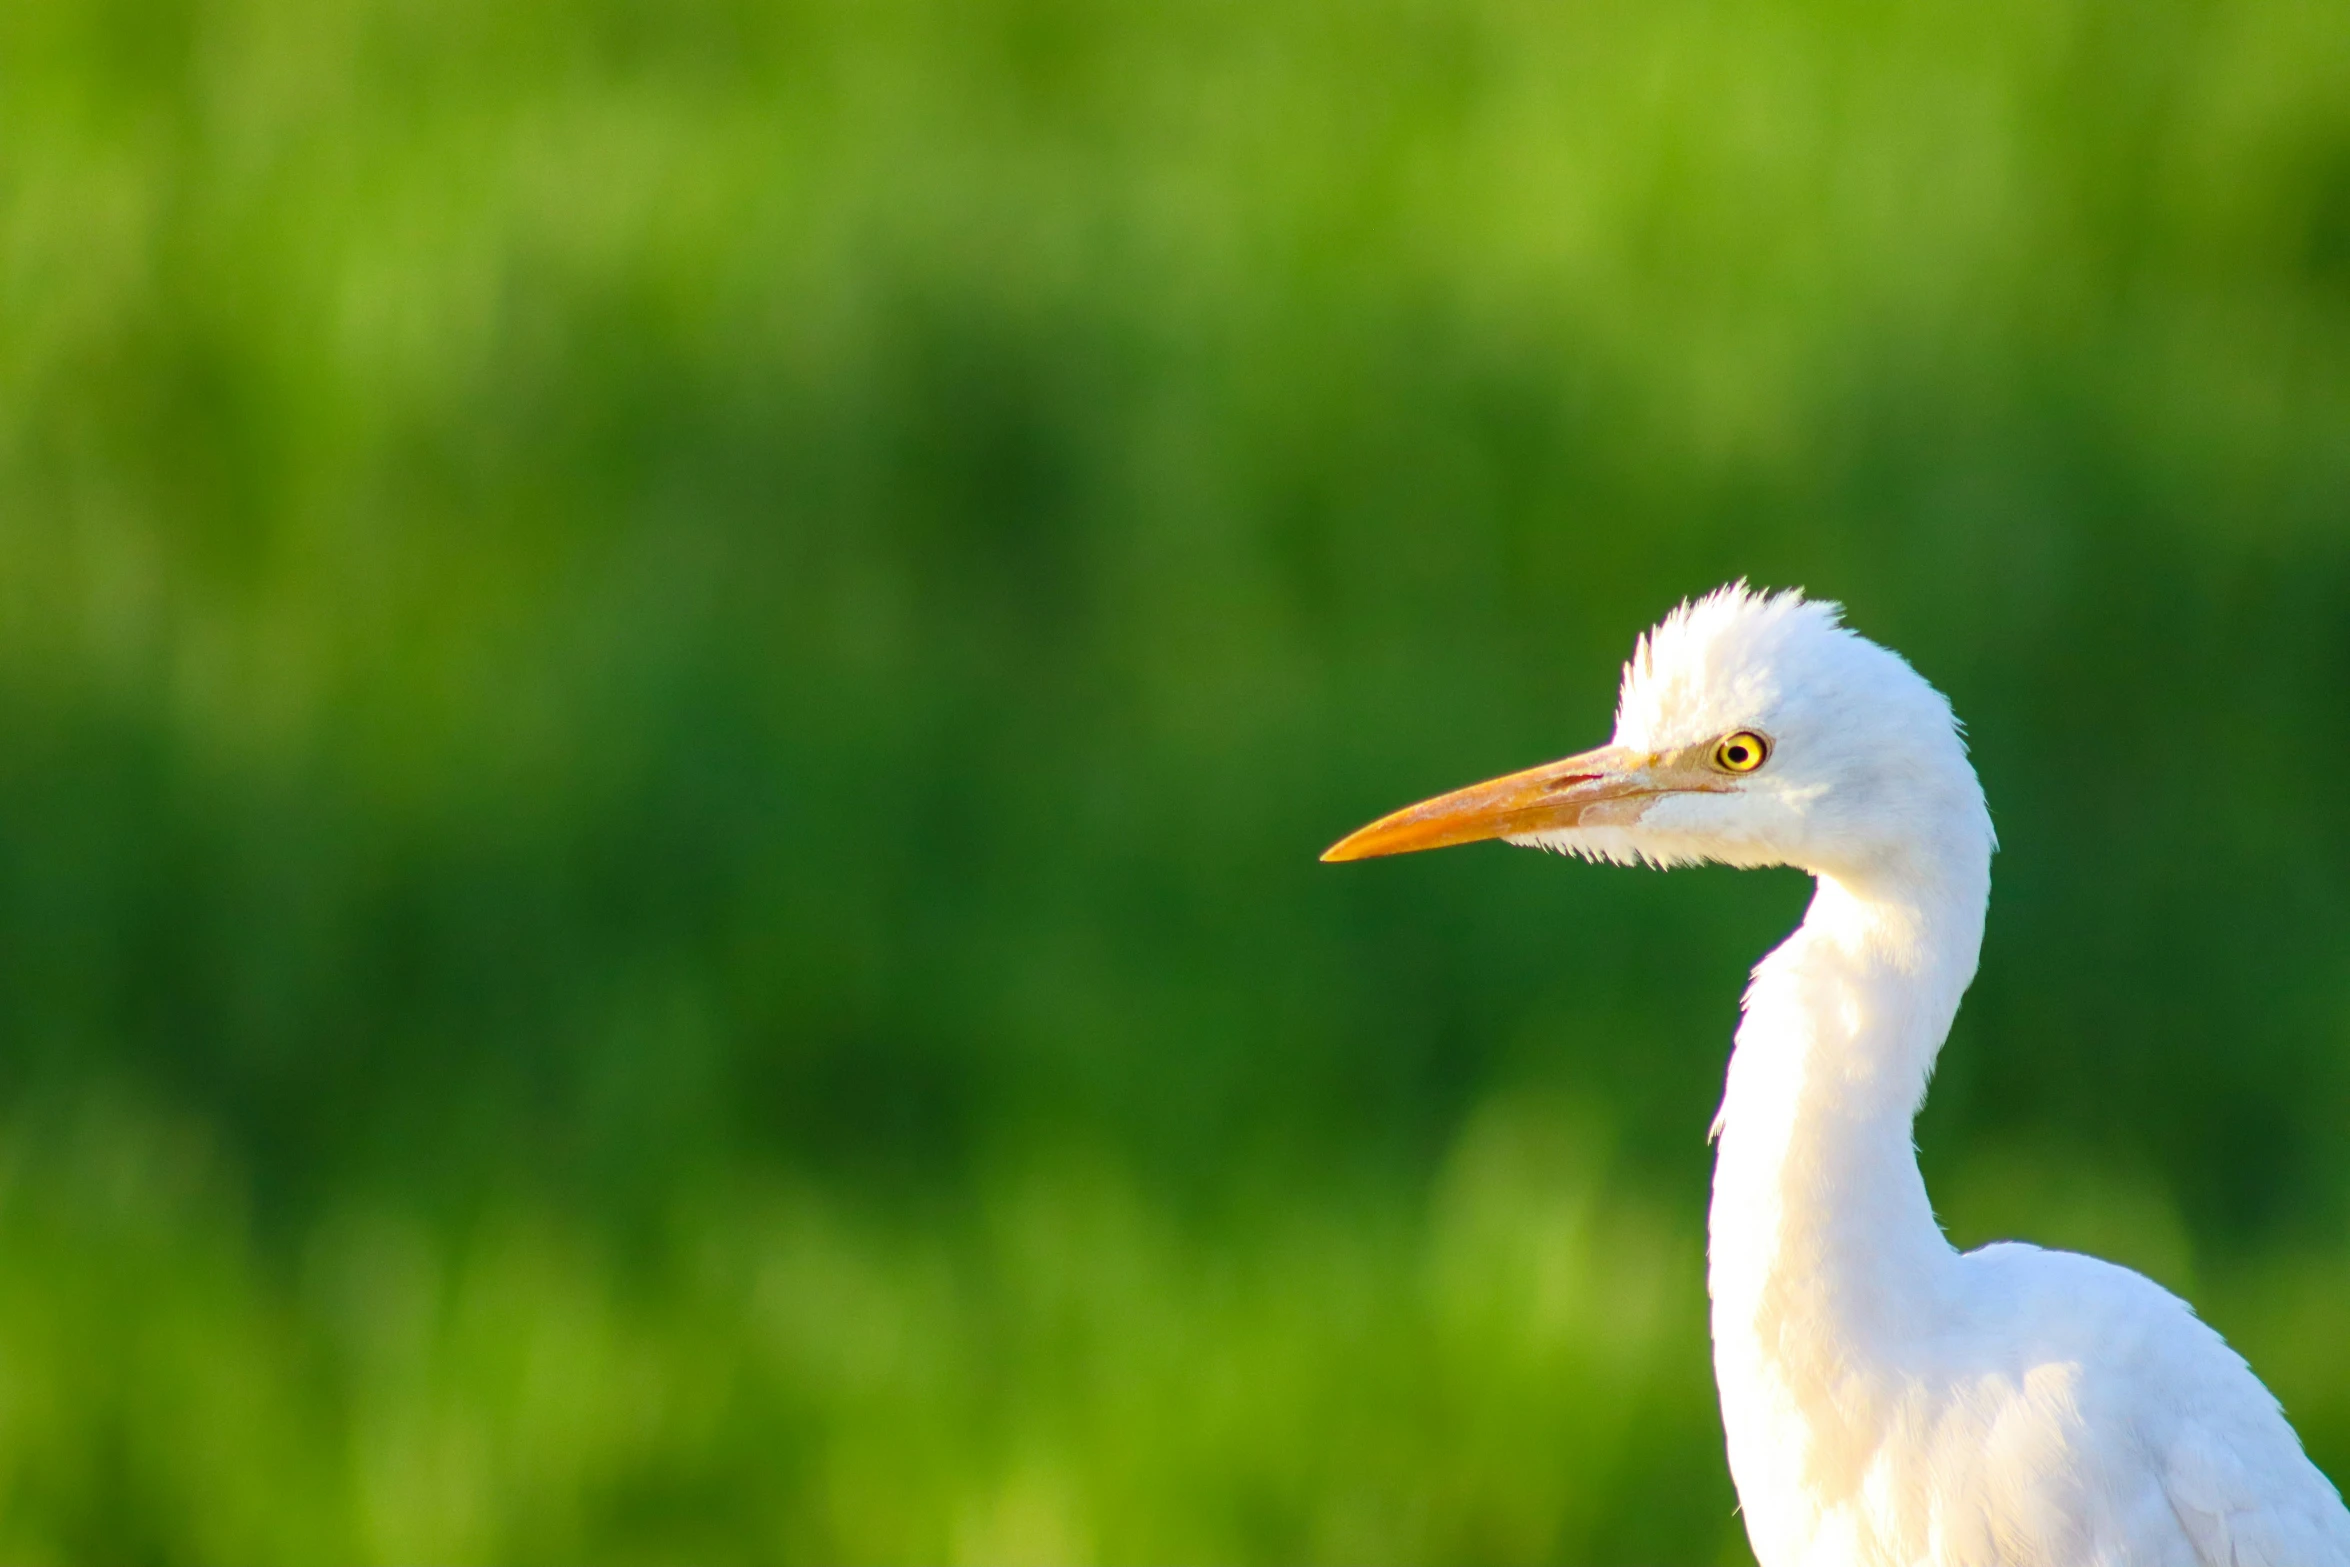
xmin=1519 ymin=584 xmax=1995 ymax=881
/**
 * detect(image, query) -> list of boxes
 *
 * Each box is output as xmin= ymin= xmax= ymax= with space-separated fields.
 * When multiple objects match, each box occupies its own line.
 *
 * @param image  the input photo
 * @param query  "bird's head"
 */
xmin=1322 ymin=585 xmax=1993 ymax=882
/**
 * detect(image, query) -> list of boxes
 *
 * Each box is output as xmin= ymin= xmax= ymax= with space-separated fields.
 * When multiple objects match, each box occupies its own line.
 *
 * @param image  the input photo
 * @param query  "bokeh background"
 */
xmin=4 ymin=0 xmax=2350 ymax=1559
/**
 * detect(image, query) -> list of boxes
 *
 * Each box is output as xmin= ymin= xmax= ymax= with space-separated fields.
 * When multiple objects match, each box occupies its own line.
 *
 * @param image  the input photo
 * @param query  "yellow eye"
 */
xmin=1712 ymin=730 xmax=1771 ymax=773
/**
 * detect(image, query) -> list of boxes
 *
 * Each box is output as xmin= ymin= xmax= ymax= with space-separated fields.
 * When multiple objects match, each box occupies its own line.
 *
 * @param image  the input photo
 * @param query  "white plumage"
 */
xmin=1325 ymin=585 xmax=2350 ymax=1566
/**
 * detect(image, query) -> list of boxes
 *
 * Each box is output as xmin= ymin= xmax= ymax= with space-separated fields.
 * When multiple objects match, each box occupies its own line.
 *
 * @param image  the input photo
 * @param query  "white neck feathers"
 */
xmin=1706 ymin=846 xmax=1991 ymax=1534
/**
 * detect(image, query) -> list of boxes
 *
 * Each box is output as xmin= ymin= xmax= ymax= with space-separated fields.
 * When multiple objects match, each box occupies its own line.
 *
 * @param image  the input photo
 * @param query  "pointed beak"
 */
xmin=1321 ymin=743 xmax=1714 ymax=862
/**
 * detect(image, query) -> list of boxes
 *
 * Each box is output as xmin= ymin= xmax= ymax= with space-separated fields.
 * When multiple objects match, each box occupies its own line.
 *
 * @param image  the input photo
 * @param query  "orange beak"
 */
xmin=1321 ymin=744 xmax=1719 ymax=862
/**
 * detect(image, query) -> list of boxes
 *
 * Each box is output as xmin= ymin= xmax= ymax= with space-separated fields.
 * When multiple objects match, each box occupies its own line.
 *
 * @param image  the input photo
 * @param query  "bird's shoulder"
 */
xmin=1954 ymin=1239 xmax=2227 ymax=1390
xmin=1954 ymin=1241 xmax=2350 ymax=1565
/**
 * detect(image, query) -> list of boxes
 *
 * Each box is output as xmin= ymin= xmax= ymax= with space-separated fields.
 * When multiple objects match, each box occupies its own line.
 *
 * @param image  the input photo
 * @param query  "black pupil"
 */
xmin=1727 ymin=743 xmax=1749 ymax=764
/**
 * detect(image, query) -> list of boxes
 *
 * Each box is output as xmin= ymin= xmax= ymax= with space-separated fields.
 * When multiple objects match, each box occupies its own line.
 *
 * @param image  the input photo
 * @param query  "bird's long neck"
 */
xmin=1706 ymin=852 xmax=1989 ymax=1514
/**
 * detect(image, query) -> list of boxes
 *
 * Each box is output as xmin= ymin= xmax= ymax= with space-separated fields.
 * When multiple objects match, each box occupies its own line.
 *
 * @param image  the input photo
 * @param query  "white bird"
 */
xmin=1323 ymin=585 xmax=2350 ymax=1566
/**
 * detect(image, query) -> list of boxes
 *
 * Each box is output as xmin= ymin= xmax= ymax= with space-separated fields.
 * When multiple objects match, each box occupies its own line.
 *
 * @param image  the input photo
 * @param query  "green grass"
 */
xmin=0 ymin=1093 xmax=1741 ymax=1562
xmin=2 ymin=0 xmax=2349 ymax=1557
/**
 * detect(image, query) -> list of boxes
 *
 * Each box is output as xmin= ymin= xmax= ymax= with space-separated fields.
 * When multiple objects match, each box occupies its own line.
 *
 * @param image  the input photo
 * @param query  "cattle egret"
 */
xmin=1324 ymin=585 xmax=2350 ymax=1565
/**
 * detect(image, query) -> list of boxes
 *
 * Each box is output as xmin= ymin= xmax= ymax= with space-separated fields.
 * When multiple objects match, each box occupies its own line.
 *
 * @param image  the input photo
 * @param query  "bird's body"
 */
xmin=1324 ymin=586 xmax=2350 ymax=1566
xmin=1711 ymin=865 xmax=2348 ymax=1565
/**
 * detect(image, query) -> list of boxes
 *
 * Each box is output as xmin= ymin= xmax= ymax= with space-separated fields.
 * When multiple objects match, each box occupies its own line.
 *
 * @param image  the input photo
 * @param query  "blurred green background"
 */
xmin=4 ymin=0 xmax=2350 ymax=1559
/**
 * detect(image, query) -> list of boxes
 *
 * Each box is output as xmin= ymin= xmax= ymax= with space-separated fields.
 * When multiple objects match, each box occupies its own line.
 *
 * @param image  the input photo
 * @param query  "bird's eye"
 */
xmin=1712 ymin=731 xmax=1771 ymax=774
